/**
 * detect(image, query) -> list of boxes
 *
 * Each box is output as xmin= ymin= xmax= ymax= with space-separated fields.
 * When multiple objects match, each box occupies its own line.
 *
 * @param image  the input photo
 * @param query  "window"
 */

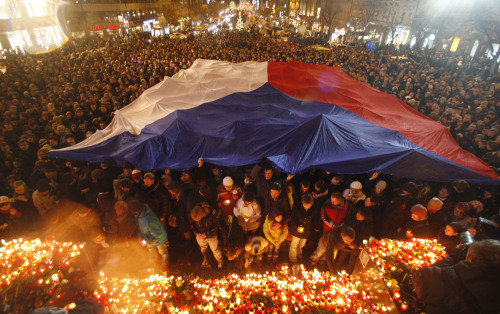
xmin=24 ymin=0 xmax=52 ymax=17
xmin=0 ymin=0 xmax=23 ymax=19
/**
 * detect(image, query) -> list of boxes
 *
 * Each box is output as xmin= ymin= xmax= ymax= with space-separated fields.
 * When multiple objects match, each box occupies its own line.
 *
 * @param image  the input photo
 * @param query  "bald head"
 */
xmin=427 ymin=197 xmax=443 ymax=214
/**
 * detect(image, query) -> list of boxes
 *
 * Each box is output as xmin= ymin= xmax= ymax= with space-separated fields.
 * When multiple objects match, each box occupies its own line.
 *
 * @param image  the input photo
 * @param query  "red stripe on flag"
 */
xmin=268 ymin=61 xmax=498 ymax=180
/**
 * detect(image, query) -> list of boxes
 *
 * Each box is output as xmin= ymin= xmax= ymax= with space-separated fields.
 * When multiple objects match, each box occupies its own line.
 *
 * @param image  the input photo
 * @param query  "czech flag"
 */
xmin=48 ymin=59 xmax=499 ymax=183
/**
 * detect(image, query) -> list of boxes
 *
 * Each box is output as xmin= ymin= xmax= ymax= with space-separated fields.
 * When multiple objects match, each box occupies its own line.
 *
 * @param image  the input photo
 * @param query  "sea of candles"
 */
xmin=0 ymin=238 xmax=447 ymax=313
xmin=366 ymin=238 xmax=448 ymax=312
xmin=95 ymin=266 xmax=396 ymax=313
xmin=367 ymin=238 xmax=447 ymax=271
xmin=0 ymin=238 xmax=84 ymax=313
xmin=0 ymin=238 xmax=84 ymax=287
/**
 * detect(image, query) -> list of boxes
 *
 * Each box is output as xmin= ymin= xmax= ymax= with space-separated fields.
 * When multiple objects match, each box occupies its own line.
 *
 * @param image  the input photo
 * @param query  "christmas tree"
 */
xmin=236 ymin=12 xmax=244 ymax=31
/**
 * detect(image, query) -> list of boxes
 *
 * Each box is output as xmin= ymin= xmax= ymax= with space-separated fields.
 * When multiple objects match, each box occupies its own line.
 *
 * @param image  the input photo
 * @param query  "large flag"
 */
xmin=48 ymin=59 xmax=499 ymax=183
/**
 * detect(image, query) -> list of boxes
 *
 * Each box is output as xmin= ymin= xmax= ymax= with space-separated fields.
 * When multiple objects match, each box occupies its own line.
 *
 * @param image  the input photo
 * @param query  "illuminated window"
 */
xmin=24 ymin=0 xmax=51 ymax=17
xmin=0 ymin=0 xmax=23 ymax=19
xmin=33 ymin=26 xmax=65 ymax=50
xmin=8 ymin=30 xmax=33 ymax=50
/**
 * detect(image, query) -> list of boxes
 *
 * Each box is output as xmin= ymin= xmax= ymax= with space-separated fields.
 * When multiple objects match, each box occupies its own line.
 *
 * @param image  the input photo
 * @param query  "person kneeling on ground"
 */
xmin=244 ymin=235 xmax=269 ymax=270
xmin=309 ymin=225 xmax=356 ymax=274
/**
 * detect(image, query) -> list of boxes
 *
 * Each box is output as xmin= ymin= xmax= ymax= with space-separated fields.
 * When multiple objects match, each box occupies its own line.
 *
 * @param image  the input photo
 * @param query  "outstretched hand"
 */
xmin=369 ymin=171 xmax=381 ymax=180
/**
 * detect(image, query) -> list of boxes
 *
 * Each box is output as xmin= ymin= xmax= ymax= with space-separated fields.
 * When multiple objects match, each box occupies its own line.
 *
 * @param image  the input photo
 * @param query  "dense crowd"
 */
xmin=0 ymin=30 xmax=499 ymax=312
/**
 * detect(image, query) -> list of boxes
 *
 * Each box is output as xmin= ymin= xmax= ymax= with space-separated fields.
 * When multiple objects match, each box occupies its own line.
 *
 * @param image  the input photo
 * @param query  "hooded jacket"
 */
xmin=135 ymin=204 xmax=167 ymax=246
xmin=263 ymin=214 xmax=288 ymax=244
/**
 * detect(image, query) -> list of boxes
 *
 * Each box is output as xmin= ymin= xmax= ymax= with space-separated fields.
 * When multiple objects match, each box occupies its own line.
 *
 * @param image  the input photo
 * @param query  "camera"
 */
xmin=454 ymin=230 xmax=474 ymax=261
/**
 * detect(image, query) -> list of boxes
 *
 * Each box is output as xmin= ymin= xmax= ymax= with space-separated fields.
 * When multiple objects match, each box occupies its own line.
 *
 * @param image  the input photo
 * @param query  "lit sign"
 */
xmin=90 ymin=25 xmax=120 ymax=30
xmin=450 ymin=38 xmax=461 ymax=52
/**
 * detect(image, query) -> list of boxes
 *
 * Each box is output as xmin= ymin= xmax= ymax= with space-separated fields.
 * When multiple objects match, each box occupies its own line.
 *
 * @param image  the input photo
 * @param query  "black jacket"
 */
xmin=263 ymin=193 xmax=291 ymax=220
xmin=404 ymin=218 xmax=433 ymax=239
xmin=413 ymin=261 xmax=500 ymax=314
xmin=289 ymin=201 xmax=314 ymax=239
xmin=191 ymin=210 xmax=220 ymax=238
xmin=322 ymin=228 xmax=350 ymax=275
xmin=143 ymin=179 xmax=171 ymax=221
xmin=343 ymin=214 xmax=373 ymax=247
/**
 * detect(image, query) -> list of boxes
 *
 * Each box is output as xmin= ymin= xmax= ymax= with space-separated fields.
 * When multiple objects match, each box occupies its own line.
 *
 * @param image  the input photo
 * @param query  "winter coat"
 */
xmin=217 ymin=184 xmax=242 ymax=217
xmin=136 ymin=204 xmax=168 ymax=246
xmin=263 ymin=193 xmax=291 ymax=221
xmin=32 ymin=188 xmax=57 ymax=216
xmin=263 ymin=215 xmax=288 ymax=245
xmin=245 ymin=235 xmax=269 ymax=256
xmin=404 ymin=218 xmax=434 ymax=239
xmin=382 ymin=193 xmax=417 ymax=236
xmin=321 ymin=228 xmax=350 ymax=274
xmin=437 ymin=230 xmax=460 ymax=255
xmin=342 ymin=188 xmax=366 ymax=206
xmin=343 ymin=214 xmax=374 ymax=247
xmin=190 ymin=209 xmax=220 ymax=239
xmin=321 ymin=198 xmax=352 ymax=231
xmin=108 ymin=211 xmax=138 ymax=243
xmin=413 ymin=261 xmax=500 ymax=314
xmin=428 ymin=210 xmax=448 ymax=236
xmin=233 ymin=198 xmax=261 ymax=231
xmin=142 ymin=178 xmax=171 ymax=221
xmin=289 ymin=201 xmax=314 ymax=239
xmin=220 ymin=215 xmax=246 ymax=249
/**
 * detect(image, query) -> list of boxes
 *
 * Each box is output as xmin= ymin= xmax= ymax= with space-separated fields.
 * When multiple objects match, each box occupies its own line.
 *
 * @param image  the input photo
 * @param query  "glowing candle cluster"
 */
xmin=0 ymin=238 xmax=84 ymax=312
xmin=95 ymin=265 xmax=396 ymax=313
xmin=0 ymin=238 xmax=84 ymax=287
xmin=367 ymin=238 xmax=447 ymax=271
xmin=367 ymin=238 xmax=447 ymax=312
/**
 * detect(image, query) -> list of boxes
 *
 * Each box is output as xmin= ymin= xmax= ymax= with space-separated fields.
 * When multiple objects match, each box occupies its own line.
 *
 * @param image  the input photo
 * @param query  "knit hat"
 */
xmin=222 ymin=176 xmax=233 ymax=187
xmin=350 ymin=181 xmax=362 ymax=190
xmin=411 ymin=204 xmax=428 ymax=220
xmin=375 ymin=180 xmax=387 ymax=191
xmin=131 ymin=169 xmax=142 ymax=181
xmin=0 ymin=196 xmax=10 ymax=205
xmin=38 ymin=138 xmax=48 ymax=149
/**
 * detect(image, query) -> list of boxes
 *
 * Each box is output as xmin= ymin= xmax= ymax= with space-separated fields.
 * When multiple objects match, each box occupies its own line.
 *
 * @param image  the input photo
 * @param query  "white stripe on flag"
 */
xmin=53 ymin=60 xmax=268 ymax=151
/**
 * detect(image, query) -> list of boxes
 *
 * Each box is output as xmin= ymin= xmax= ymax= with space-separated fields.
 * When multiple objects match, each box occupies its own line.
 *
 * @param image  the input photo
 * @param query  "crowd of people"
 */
xmin=0 ymin=30 xmax=499 ymax=310
xmin=1 ymin=32 xmax=500 ymax=178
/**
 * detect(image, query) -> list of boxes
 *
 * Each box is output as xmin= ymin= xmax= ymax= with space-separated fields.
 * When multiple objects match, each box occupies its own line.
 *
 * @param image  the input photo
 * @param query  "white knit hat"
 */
xmin=223 ymin=176 xmax=233 ymax=187
xmin=350 ymin=181 xmax=362 ymax=190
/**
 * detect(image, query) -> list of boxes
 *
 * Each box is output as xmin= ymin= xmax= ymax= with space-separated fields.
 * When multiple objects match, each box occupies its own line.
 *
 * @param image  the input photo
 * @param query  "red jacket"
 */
xmin=217 ymin=184 xmax=242 ymax=216
xmin=321 ymin=198 xmax=352 ymax=231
